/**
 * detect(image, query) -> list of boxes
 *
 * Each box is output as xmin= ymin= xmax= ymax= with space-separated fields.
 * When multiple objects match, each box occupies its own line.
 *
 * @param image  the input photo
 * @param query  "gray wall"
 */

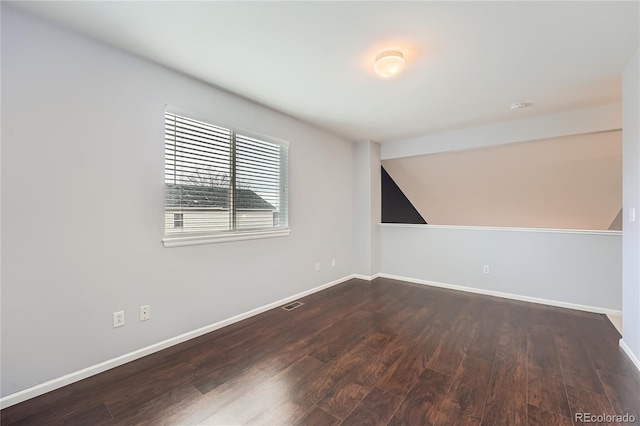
xmin=1 ymin=6 xmax=355 ymax=397
xmin=380 ymin=225 xmax=622 ymax=311
xmin=352 ymin=141 xmax=380 ymax=277
xmin=622 ymin=49 xmax=640 ymax=358
xmin=352 ymin=142 xmax=372 ymax=275
xmin=378 ymin=93 xmax=624 ymax=316
xmin=1 ymin=2 xmax=634 ymax=403
xmin=370 ymin=142 xmax=381 ymax=275
xmin=381 ymin=104 xmax=622 ymax=160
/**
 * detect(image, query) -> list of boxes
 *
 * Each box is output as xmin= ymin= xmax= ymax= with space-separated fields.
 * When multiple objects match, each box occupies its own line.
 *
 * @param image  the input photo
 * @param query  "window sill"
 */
xmin=162 ymin=229 xmax=291 ymax=248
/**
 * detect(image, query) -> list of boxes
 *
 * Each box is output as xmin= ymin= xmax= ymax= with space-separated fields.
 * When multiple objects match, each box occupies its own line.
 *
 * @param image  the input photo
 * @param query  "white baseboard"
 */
xmin=377 ymin=273 xmax=623 ymax=317
xmin=0 ymin=274 xmax=356 ymax=410
xmin=352 ymin=273 xmax=381 ymax=281
xmin=606 ymin=313 xmax=623 ymax=335
xmin=620 ymin=340 xmax=640 ymax=371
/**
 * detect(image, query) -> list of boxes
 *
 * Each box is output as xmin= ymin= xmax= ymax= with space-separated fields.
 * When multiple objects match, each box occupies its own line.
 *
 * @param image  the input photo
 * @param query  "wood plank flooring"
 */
xmin=2 ymin=278 xmax=639 ymax=425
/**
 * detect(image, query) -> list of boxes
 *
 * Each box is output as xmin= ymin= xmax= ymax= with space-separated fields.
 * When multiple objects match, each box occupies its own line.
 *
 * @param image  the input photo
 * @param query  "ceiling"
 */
xmin=10 ymin=1 xmax=639 ymax=143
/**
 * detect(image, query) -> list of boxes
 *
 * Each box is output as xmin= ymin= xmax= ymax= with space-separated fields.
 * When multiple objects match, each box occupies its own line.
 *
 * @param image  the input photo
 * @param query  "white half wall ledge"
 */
xmin=379 ymin=223 xmax=622 ymax=236
xmin=620 ymin=340 xmax=640 ymax=372
xmin=381 ymin=103 xmax=622 ymax=160
xmin=374 ymin=273 xmax=623 ymax=318
xmin=0 ymin=274 xmax=357 ymax=410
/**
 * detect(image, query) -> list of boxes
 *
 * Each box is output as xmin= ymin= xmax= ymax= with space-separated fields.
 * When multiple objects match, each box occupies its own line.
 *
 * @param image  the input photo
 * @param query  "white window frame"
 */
xmin=162 ymin=111 xmax=290 ymax=248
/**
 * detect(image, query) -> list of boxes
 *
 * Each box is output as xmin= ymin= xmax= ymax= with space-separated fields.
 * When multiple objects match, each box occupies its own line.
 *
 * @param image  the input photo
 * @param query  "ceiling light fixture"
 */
xmin=374 ymin=50 xmax=405 ymax=78
xmin=510 ymin=102 xmax=530 ymax=109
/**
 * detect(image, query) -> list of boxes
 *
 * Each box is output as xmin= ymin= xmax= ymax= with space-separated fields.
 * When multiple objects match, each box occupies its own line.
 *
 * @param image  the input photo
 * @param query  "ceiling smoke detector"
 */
xmin=510 ymin=103 xmax=530 ymax=109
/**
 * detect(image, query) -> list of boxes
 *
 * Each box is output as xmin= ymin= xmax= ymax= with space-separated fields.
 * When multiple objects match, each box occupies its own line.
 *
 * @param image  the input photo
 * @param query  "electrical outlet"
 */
xmin=331 ymin=259 xmax=336 ymax=267
xmin=315 ymin=262 xmax=320 ymax=272
xmin=483 ymin=265 xmax=490 ymax=274
xmin=140 ymin=305 xmax=150 ymax=321
xmin=113 ymin=311 xmax=125 ymax=328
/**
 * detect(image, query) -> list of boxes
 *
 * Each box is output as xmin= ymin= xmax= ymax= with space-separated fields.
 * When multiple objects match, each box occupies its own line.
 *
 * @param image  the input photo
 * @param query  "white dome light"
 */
xmin=374 ymin=50 xmax=405 ymax=78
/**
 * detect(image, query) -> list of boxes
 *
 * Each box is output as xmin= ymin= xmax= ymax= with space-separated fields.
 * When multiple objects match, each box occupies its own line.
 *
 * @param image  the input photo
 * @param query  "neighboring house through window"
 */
xmin=173 ymin=213 xmax=184 ymax=228
xmin=163 ymin=111 xmax=289 ymax=246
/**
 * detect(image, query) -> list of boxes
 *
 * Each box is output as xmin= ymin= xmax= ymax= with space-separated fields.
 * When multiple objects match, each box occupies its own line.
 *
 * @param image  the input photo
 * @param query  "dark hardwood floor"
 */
xmin=2 ymin=278 xmax=639 ymax=425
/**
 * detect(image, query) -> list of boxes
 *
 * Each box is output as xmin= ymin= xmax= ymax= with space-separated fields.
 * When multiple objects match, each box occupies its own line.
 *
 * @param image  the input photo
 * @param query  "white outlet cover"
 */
xmin=139 ymin=305 xmax=150 ymax=321
xmin=113 ymin=311 xmax=125 ymax=328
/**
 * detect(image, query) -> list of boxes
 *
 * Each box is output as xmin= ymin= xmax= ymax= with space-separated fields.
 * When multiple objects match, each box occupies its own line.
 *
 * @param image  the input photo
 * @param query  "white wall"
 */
xmin=1 ymin=6 xmax=355 ymax=397
xmin=381 ymin=225 xmax=622 ymax=312
xmin=622 ymin=49 xmax=640 ymax=361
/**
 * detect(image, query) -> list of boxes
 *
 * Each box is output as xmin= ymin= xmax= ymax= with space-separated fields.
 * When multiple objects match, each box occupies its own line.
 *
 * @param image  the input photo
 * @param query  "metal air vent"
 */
xmin=282 ymin=301 xmax=304 ymax=311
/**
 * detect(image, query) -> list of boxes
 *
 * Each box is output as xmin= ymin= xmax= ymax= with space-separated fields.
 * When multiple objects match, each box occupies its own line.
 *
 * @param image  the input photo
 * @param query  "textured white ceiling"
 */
xmin=10 ymin=1 xmax=639 ymax=142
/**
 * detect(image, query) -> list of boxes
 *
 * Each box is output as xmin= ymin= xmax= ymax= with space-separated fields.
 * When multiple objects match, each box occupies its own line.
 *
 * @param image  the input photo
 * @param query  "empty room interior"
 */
xmin=2 ymin=1 xmax=640 ymax=425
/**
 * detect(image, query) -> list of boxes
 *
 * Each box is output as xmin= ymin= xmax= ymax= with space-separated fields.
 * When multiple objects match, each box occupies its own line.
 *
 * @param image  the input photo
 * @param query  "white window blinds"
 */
xmin=164 ymin=111 xmax=289 ymax=244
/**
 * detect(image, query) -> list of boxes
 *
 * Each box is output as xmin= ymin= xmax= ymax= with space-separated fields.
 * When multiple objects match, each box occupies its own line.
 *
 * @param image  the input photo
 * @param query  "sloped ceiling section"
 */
xmin=381 ymin=166 xmax=427 ymax=224
xmin=382 ymin=131 xmax=621 ymax=230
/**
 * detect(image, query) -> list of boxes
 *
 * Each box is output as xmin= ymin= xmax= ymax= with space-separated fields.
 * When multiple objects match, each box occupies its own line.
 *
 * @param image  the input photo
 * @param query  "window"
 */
xmin=173 ymin=213 xmax=184 ymax=228
xmin=163 ymin=111 xmax=289 ymax=247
